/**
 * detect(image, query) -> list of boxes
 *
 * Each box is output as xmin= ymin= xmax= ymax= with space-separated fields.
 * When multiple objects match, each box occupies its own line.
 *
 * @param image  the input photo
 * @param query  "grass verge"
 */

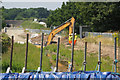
xmin=2 ymin=43 xmax=51 ymax=73
xmin=21 ymin=20 xmax=50 ymax=30
xmin=44 ymin=44 xmax=113 ymax=72
xmin=2 ymin=42 xmax=113 ymax=73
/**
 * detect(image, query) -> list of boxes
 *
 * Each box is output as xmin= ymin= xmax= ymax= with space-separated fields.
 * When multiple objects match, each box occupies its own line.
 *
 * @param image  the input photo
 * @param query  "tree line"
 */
xmin=1 ymin=2 xmax=120 ymax=32
xmin=2 ymin=7 xmax=50 ymax=20
xmin=46 ymin=2 xmax=120 ymax=32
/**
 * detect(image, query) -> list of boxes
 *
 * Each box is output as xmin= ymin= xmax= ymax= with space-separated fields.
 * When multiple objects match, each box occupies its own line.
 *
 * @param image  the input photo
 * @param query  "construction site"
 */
xmin=1 ymin=1 xmax=120 ymax=79
xmin=1 ymin=16 xmax=120 ymax=79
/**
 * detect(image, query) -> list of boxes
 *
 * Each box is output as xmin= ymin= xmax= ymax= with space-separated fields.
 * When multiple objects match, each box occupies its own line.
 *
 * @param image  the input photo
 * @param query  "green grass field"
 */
xmin=2 ymin=42 xmax=113 ymax=73
xmin=2 ymin=43 xmax=51 ymax=73
xmin=21 ymin=20 xmax=50 ymax=30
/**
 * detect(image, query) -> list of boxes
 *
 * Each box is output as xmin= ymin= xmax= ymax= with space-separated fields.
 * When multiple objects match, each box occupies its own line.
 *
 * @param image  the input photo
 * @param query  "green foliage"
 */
xmin=21 ymin=20 xmax=49 ymax=30
xmin=2 ymin=7 xmax=50 ymax=20
xmin=1 ymin=33 xmax=11 ymax=54
xmin=2 ymin=21 xmax=6 ymax=28
xmin=112 ymin=33 xmax=119 ymax=40
xmin=47 ymin=2 xmax=120 ymax=32
xmin=2 ymin=43 xmax=51 ymax=73
xmin=112 ymin=33 xmax=119 ymax=45
xmin=44 ymin=44 xmax=57 ymax=53
xmin=0 ymin=7 xmax=6 ymax=28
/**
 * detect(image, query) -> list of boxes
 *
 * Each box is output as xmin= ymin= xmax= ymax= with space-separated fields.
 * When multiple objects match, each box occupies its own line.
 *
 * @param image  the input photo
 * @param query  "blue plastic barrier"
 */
xmin=0 ymin=71 xmax=120 ymax=80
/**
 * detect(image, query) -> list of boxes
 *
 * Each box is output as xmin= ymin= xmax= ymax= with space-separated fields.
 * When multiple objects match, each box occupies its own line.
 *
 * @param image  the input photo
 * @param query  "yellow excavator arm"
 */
xmin=46 ymin=17 xmax=75 ymax=46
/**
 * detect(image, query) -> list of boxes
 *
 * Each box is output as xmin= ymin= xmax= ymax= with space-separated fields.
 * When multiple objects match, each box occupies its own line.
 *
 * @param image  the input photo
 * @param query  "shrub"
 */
xmin=1 ymin=33 xmax=11 ymax=54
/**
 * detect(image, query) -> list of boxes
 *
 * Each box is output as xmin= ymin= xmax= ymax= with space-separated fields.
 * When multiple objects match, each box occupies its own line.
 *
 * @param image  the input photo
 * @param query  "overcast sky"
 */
xmin=1 ymin=0 xmax=68 ymax=10
xmin=3 ymin=2 xmax=65 ymax=10
xmin=2 ymin=0 xmax=68 ymax=2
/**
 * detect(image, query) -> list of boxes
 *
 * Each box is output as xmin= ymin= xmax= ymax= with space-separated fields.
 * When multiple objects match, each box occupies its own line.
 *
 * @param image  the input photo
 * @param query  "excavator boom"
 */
xmin=46 ymin=17 xmax=75 ymax=46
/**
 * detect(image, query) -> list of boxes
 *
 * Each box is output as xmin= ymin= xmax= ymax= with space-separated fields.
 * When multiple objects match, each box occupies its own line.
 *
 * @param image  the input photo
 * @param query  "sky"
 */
xmin=2 ymin=2 xmax=64 ymax=10
xmin=1 ymin=0 xmax=119 ymax=10
xmin=1 ymin=0 xmax=69 ymax=10
xmin=2 ymin=0 xmax=68 ymax=2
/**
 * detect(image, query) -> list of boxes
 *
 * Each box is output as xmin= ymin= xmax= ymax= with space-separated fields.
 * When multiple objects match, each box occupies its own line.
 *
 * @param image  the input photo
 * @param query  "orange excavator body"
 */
xmin=46 ymin=17 xmax=75 ymax=46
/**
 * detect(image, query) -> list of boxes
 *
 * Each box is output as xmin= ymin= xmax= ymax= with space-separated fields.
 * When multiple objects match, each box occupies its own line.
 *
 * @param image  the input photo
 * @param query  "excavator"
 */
xmin=45 ymin=17 xmax=75 ymax=46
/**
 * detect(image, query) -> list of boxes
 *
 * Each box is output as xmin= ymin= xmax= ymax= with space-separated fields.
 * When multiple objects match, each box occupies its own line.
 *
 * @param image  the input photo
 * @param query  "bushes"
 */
xmin=1 ymin=33 xmax=11 ymax=54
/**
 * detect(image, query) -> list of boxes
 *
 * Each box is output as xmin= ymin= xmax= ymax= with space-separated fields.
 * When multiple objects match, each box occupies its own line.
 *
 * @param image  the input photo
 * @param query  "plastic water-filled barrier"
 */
xmin=0 ymin=71 xmax=120 ymax=79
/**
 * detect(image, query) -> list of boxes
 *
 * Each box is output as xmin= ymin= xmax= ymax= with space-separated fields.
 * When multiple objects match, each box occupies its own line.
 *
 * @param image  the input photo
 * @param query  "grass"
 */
xmin=2 ymin=42 xmax=114 ymax=73
xmin=2 ymin=43 xmax=51 ymax=73
xmin=82 ymin=36 xmax=115 ymax=46
xmin=82 ymin=34 xmax=120 ymax=47
xmin=21 ymin=20 xmax=50 ymax=30
xmin=44 ymin=44 xmax=113 ymax=72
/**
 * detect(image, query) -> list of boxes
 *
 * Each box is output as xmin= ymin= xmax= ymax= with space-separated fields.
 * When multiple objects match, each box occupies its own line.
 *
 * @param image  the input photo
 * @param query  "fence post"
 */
xmin=70 ymin=20 xmax=75 ymax=72
xmin=25 ymin=34 xmax=29 ymax=71
xmin=40 ymin=33 xmax=44 ymax=71
xmin=114 ymin=37 xmax=117 ymax=73
xmin=84 ymin=42 xmax=87 ymax=71
xmin=79 ymin=26 xmax=82 ymax=39
xmin=10 ymin=36 xmax=14 ymax=70
xmin=98 ymin=42 xmax=101 ymax=71
xmin=118 ymin=34 xmax=120 ymax=73
xmin=56 ymin=37 xmax=60 ymax=72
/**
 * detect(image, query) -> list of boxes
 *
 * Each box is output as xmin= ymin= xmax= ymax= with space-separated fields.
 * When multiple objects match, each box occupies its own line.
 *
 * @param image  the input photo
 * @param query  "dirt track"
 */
xmin=6 ymin=28 xmax=26 ymax=42
xmin=47 ymin=54 xmax=68 ymax=72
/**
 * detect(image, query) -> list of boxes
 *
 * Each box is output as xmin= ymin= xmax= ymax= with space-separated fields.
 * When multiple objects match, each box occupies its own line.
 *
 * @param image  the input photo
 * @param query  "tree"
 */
xmin=0 ymin=7 xmax=6 ymax=28
xmin=46 ymin=2 xmax=120 ymax=32
xmin=2 ymin=7 xmax=50 ymax=20
xmin=1 ymin=33 xmax=11 ymax=54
